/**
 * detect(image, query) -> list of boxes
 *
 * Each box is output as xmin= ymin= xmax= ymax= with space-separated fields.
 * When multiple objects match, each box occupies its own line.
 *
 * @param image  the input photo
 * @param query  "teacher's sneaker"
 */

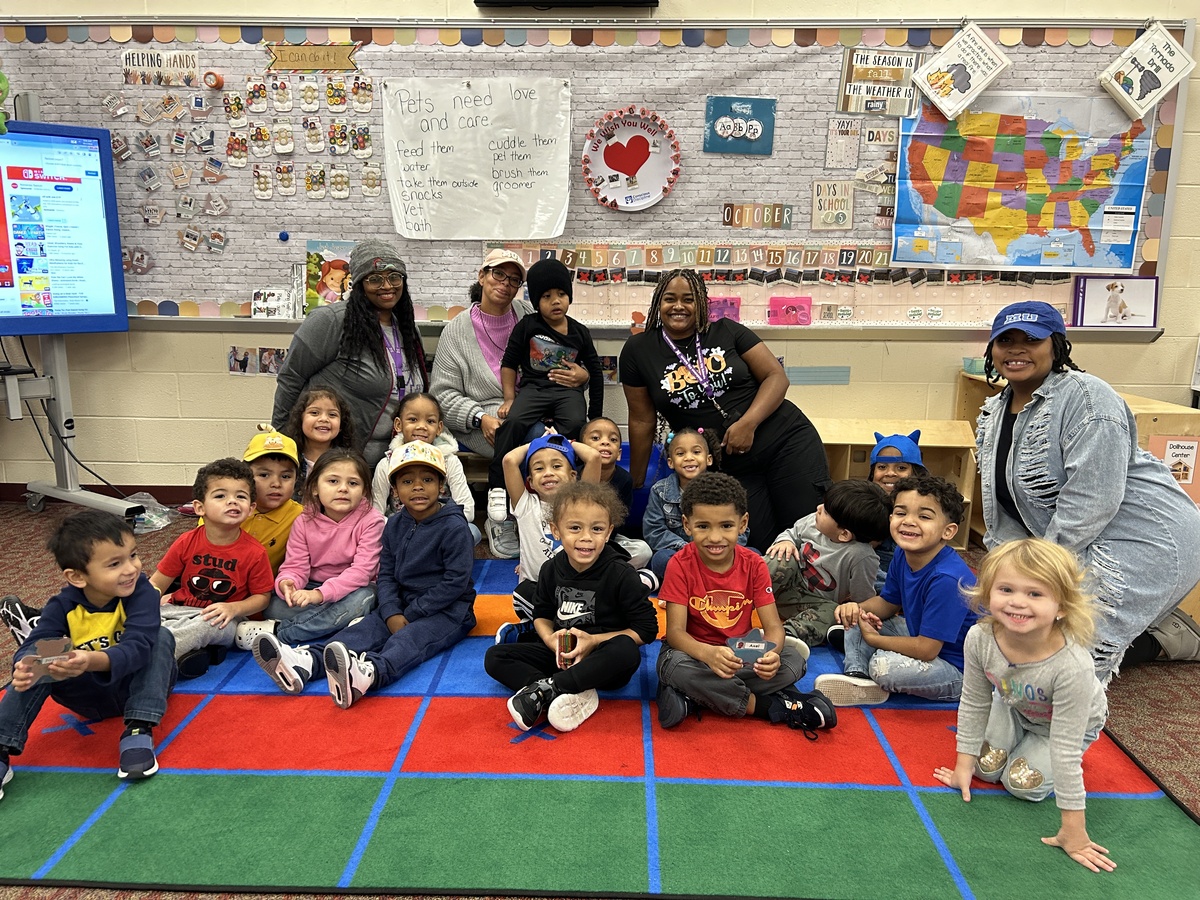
xmin=487 ymin=487 xmax=510 ymax=523
xmin=765 ymin=687 xmax=836 ymax=740
xmin=1149 ymin=608 xmax=1200 ymax=662
xmin=324 ymin=642 xmax=376 ymax=709
xmin=814 ymin=673 xmax=890 ymax=707
xmin=252 ymin=632 xmax=313 ymax=694
xmin=547 ymin=689 xmax=599 ymax=732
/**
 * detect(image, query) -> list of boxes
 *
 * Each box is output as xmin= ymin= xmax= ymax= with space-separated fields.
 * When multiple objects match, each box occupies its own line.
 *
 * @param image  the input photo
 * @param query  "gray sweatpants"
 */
xmin=656 ymin=643 xmax=808 ymax=718
xmin=161 ymin=604 xmax=240 ymax=658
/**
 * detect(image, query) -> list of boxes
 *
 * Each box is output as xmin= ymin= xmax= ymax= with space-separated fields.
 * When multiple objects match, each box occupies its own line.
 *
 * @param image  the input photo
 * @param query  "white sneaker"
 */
xmin=487 ymin=487 xmax=509 ymax=523
xmin=251 ymin=632 xmax=314 ymax=694
xmin=486 ymin=519 xmax=520 ymax=559
xmin=324 ymin=641 xmax=376 ymax=709
xmin=783 ymin=635 xmax=811 ymax=662
xmin=814 ymin=673 xmax=890 ymax=707
xmin=547 ymin=689 xmax=599 ymax=732
xmin=235 ymin=619 xmax=277 ymax=651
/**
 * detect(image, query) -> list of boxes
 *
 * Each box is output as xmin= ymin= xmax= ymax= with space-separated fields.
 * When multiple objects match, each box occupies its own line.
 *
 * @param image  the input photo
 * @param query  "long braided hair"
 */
xmin=643 ymin=268 xmax=710 ymax=335
xmin=983 ymin=332 xmax=1082 ymax=385
xmin=340 ymin=279 xmax=429 ymax=391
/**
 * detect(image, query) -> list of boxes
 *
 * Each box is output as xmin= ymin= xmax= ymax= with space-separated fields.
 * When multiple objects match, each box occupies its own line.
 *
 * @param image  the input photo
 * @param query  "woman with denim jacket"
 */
xmin=976 ymin=301 xmax=1200 ymax=681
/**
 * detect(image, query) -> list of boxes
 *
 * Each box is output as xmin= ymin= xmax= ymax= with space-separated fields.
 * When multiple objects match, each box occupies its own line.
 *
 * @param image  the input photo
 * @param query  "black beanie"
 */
xmin=526 ymin=258 xmax=573 ymax=307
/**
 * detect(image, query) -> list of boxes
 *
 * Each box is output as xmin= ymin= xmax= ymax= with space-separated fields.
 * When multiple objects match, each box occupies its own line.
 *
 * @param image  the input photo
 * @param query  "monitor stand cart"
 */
xmin=2 ymin=333 xmax=144 ymax=520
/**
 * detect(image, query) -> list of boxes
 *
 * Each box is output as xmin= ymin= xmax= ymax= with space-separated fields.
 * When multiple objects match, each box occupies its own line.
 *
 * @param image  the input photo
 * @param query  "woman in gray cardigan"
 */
xmin=976 ymin=301 xmax=1200 ymax=681
xmin=273 ymin=240 xmax=428 ymax=469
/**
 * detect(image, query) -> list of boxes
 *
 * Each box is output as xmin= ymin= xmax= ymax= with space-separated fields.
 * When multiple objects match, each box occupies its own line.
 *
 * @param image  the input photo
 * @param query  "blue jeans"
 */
xmin=842 ymin=616 xmax=964 ymax=702
xmin=650 ymin=547 xmax=680 ymax=583
xmin=266 ymin=583 xmax=377 ymax=645
xmin=0 ymin=626 xmax=177 ymax=754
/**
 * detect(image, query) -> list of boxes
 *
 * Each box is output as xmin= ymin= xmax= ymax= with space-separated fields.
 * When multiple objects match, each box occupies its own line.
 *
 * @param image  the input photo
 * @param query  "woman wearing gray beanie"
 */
xmin=273 ymin=239 xmax=428 ymax=468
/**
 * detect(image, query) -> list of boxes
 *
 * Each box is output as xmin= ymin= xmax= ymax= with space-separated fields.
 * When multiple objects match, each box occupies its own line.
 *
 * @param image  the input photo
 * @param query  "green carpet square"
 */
xmin=45 ymin=774 xmax=384 ymax=886
xmin=0 ymin=772 xmax=125 ymax=878
xmin=923 ymin=792 xmax=1200 ymax=898
xmin=656 ymin=784 xmax=961 ymax=899
xmin=351 ymin=777 xmax=649 ymax=892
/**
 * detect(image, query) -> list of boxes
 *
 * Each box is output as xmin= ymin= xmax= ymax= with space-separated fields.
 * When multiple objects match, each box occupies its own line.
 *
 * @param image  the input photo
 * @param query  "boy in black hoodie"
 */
xmin=251 ymin=441 xmax=476 ymax=708
xmin=484 ymin=481 xmax=659 ymax=733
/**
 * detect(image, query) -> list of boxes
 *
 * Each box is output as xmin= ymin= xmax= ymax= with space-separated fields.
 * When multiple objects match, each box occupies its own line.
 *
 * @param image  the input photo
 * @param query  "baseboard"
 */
xmin=0 ymin=483 xmax=194 ymax=505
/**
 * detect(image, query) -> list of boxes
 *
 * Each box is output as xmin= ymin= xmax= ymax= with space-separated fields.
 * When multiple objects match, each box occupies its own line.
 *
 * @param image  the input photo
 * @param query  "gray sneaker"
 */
xmin=486 ymin=519 xmax=520 ymax=559
xmin=1149 ymin=608 xmax=1200 ymax=662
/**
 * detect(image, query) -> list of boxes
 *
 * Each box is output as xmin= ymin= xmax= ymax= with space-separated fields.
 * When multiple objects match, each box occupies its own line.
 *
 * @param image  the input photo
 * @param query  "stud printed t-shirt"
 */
xmin=156 ymin=528 xmax=274 ymax=608
xmin=660 ymin=542 xmax=775 ymax=646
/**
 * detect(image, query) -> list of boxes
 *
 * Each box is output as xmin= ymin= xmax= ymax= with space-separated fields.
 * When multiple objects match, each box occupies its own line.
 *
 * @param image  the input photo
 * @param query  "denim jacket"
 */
xmin=976 ymin=370 xmax=1200 ymax=677
xmin=644 ymin=472 xmax=748 ymax=553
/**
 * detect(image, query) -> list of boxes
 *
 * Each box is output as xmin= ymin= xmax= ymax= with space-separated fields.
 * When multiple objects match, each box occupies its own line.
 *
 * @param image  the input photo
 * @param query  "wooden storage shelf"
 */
xmin=809 ymin=417 xmax=977 ymax=551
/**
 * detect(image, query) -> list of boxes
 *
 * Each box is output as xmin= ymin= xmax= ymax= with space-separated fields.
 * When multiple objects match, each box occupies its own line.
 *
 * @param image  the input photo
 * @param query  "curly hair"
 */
xmin=193 ymin=458 xmax=256 ymax=503
xmin=666 ymin=425 xmax=722 ymax=470
xmin=302 ymin=448 xmax=372 ymax=515
xmin=889 ymin=474 xmax=965 ymax=526
xmin=550 ymin=481 xmax=627 ymax=530
xmin=680 ymin=471 xmax=748 ymax=518
xmin=47 ymin=510 xmax=135 ymax=572
xmin=965 ymin=537 xmax=1096 ymax=646
xmin=983 ymin=332 xmax=1083 ymax=385
xmin=282 ymin=387 xmax=359 ymax=456
xmin=340 ymin=279 xmax=429 ymax=390
xmin=643 ymin=268 xmax=710 ymax=335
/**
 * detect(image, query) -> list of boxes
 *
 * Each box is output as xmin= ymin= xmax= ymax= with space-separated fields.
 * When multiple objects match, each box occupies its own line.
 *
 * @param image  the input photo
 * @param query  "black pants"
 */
xmin=484 ymin=633 xmax=642 ymax=695
xmin=488 ymin=381 xmax=587 ymax=489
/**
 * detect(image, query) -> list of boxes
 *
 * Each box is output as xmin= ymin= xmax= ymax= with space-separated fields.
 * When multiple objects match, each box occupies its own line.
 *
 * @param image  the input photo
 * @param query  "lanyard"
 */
xmin=382 ymin=322 xmax=407 ymax=399
xmin=661 ymin=331 xmax=730 ymax=419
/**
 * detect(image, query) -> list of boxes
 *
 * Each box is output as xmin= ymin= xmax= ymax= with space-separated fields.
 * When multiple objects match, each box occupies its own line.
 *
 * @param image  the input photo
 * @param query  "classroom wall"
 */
xmin=1 ymin=1 xmax=1197 ymax=491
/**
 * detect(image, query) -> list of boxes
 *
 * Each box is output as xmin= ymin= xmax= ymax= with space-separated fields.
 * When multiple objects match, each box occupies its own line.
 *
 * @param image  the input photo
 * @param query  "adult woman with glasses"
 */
xmin=619 ymin=268 xmax=831 ymax=551
xmin=274 ymin=239 xmax=428 ymax=469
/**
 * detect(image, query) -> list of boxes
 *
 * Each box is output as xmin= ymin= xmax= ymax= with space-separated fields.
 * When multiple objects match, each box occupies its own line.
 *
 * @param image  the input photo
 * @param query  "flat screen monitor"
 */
xmin=0 ymin=120 xmax=128 ymax=336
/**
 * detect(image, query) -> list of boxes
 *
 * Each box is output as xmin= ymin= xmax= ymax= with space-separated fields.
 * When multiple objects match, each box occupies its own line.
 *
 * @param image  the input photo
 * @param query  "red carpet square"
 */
xmin=876 ymin=708 xmax=1159 ymax=794
xmin=14 ymin=692 xmax=201 ymax=770
xmin=160 ymin=694 xmax=420 ymax=772
xmin=653 ymin=706 xmax=900 ymax=785
xmin=403 ymin=696 xmax=646 ymax=777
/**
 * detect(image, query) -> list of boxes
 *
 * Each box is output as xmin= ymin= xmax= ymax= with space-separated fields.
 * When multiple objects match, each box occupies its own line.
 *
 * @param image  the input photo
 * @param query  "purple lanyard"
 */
xmin=662 ymin=332 xmax=716 ymax=398
xmin=383 ymin=322 xmax=407 ymax=399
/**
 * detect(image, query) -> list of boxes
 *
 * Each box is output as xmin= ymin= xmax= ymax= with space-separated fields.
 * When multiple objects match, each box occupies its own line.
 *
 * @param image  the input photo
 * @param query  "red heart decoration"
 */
xmin=603 ymin=135 xmax=651 ymax=178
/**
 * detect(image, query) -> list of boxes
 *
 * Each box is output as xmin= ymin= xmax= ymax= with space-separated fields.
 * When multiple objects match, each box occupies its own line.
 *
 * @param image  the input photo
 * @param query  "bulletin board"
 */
xmin=0 ymin=20 xmax=1189 ymax=331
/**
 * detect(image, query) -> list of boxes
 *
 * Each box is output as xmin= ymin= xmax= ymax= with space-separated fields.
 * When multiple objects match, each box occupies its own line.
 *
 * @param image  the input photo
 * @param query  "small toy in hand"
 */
xmin=727 ymin=628 xmax=776 ymax=667
xmin=23 ymin=636 xmax=73 ymax=685
xmin=558 ymin=631 xmax=577 ymax=667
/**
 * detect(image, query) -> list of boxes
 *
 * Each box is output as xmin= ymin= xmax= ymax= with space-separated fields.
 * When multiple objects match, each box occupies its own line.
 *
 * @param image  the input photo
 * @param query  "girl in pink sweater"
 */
xmin=235 ymin=449 xmax=384 ymax=649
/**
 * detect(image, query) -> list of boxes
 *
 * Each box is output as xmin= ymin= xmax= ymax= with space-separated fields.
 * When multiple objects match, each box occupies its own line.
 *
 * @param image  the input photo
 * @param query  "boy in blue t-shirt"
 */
xmin=816 ymin=475 xmax=977 ymax=706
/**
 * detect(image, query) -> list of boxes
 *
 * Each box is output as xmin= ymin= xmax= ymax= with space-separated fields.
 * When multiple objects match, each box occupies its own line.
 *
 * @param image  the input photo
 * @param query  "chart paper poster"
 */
xmin=892 ymin=95 xmax=1150 ymax=271
xmin=383 ymin=77 xmax=570 ymax=240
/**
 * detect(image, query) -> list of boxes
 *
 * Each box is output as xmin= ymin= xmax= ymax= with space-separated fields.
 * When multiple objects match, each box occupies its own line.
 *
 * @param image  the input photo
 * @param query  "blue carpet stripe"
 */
xmin=30 ymin=652 xmax=253 ymax=879
xmin=639 ymin=657 xmax=662 ymax=894
xmin=863 ymin=709 xmax=975 ymax=900
xmin=338 ymin=649 xmax=454 ymax=888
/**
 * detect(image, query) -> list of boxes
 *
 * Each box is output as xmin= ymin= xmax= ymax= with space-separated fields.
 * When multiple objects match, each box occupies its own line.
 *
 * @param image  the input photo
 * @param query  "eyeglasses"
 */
xmin=488 ymin=268 xmax=524 ymax=288
xmin=364 ymin=272 xmax=406 ymax=288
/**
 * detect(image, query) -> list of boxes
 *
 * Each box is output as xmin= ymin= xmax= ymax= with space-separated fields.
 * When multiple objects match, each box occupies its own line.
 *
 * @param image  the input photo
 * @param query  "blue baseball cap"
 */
xmin=522 ymin=433 xmax=577 ymax=476
xmin=989 ymin=301 xmax=1066 ymax=342
xmin=870 ymin=431 xmax=923 ymax=467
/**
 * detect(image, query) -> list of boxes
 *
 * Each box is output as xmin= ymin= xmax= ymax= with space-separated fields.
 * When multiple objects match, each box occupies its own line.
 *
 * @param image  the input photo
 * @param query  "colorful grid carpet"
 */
xmin=2 ymin=559 xmax=1198 ymax=899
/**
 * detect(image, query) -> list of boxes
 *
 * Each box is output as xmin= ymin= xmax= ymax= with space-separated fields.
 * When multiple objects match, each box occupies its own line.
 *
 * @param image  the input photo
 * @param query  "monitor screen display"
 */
xmin=0 ymin=121 xmax=128 ymax=336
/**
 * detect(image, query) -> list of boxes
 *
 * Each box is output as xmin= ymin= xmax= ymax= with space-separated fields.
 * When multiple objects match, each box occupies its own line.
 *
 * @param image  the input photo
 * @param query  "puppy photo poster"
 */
xmin=1072 ymin=275 xmax=1158 ymax=327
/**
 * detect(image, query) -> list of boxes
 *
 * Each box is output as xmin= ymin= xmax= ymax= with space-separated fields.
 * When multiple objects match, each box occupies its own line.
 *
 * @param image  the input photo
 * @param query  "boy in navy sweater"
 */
xmin=252 ymin=442 xmax=476 ymax=708
xmin=0 ymin=511 xmax=176 ymax=797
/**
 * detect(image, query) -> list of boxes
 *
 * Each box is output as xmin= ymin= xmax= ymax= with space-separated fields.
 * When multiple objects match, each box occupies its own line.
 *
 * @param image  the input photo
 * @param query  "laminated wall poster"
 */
xmin=914 ymin=24 xmax=1011 ymax=120
xmin=1099 ymin=23 xmax=1196 ymax=120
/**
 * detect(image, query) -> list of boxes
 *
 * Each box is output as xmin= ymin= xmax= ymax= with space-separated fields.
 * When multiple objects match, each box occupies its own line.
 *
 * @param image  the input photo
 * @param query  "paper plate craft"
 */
xmin=581 ymin=105 xmax=681 ymax=212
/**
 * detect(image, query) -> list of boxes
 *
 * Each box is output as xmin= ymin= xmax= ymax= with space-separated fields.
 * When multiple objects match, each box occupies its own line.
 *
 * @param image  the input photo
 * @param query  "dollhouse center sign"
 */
xmin=382 ymin=77 xmax=571 ymax=240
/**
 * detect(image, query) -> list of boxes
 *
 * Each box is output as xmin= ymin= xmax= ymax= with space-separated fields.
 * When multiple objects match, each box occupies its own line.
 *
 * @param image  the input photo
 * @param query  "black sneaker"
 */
xmin=507 ymin=678 xmax=558 ymax=731
xmin=1 ymin=595 xmax=40 ymax=644
xmin=766 ymin=687 xmax=838 ymax=740
xmin=826 ymin=624 xmax=845 ymax=654
xmin=657 ymin=682 xmax=702 ymax=729
xmin=117 ymin=725 xmax=158 ymax=779
xmin=175 ymin=644 xmax=228 ymax=680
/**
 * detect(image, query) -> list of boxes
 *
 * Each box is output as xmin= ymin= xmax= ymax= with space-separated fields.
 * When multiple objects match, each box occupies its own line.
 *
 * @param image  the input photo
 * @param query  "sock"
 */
xmin=750 ymin=696 xmax=773 ymax=720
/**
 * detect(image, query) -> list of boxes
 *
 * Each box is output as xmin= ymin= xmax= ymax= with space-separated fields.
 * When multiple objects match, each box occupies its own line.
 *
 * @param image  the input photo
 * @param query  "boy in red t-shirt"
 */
xmin=655 ymin=473 xmax=835 ymax=737
xmin=151 ymin=458 xmax=274 ymax=678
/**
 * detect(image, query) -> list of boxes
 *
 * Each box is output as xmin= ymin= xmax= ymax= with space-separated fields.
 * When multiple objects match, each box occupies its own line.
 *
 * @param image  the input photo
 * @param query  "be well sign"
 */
xmin=382 ymin=77 xmax=571 ymax=240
